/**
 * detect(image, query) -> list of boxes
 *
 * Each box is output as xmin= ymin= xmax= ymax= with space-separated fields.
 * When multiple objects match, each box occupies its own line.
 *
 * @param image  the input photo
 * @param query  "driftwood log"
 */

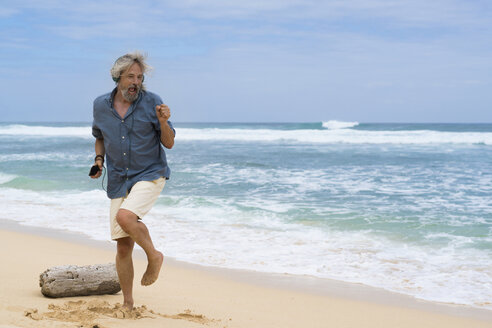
xmin=39 ymin=263 xmax=121 ymax=298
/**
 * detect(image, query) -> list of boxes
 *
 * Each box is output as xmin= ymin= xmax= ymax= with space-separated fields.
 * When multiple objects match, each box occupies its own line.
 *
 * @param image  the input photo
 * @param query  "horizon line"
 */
xmin=1 ymin=121 xmax=492 ymax=125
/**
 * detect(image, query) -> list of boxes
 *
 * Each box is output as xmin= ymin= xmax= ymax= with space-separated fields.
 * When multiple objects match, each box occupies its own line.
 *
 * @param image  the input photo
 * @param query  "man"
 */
xmin=90 ymin=52 xmax=175 ymax=310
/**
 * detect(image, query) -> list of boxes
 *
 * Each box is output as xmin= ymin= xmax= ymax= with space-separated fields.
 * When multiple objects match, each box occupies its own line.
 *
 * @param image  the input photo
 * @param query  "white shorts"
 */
xmin=109 ymin=177 xmax=166 ymax=240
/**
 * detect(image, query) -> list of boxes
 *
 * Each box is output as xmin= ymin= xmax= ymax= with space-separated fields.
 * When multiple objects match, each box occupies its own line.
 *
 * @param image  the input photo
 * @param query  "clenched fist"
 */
xmin=156 ymin=104 xmax=171 ymax=124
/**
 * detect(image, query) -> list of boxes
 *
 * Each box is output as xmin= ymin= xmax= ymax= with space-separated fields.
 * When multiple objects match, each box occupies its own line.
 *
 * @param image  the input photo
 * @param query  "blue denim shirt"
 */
xmin=92 ymin=88 xmax=175 ymax=199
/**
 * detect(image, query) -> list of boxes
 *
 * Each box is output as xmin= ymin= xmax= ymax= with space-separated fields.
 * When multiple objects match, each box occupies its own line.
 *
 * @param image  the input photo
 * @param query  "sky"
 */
xmin=0 ymin=0 xmax=491 ymax=123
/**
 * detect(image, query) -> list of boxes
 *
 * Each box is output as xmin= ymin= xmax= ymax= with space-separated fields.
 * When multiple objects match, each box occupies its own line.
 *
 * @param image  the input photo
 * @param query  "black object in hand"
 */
xmin=89 ymin=165 xmax=101 ymax=176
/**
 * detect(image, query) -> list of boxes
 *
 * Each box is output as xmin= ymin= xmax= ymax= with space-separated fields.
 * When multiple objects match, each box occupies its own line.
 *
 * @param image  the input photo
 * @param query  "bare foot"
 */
xmin=141 ymin=251 xmax=163 ymax=286
xmin=122 ymin=301 xmax=134 ymax=312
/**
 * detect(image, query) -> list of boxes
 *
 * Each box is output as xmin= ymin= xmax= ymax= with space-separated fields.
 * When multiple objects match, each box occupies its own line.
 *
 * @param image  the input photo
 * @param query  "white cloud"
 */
xmin=3 ymin=0 xmax=492 ymax=41
xmin=164 ymin=0 xmax=491 ymax=28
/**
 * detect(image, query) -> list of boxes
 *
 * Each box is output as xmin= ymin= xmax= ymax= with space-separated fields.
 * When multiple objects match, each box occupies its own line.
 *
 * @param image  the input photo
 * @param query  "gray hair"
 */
xmin=110 ymin=51 xmax=152 ymax=83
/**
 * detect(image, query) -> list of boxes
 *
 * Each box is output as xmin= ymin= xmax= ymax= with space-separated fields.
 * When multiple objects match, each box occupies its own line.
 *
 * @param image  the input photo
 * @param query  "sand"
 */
xmin=0 ymin=222 xmax=491 ymax=328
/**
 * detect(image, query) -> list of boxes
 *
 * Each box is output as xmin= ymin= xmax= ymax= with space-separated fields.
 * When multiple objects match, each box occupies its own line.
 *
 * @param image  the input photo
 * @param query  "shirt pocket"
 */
xmin=130 ymin=119 xmax=160 ymax=158
xmin=131 ymin=119 xmax=154 ymax=139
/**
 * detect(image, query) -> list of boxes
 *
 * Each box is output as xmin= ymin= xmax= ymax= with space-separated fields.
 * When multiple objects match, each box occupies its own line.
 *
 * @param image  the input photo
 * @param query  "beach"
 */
xmin=3 ymin=0 xmax=492 ymax=325
xmin=1 ymin=122 xmax=492 ymax=327
xmin=0 ymin=221 xmax=491 ymax=328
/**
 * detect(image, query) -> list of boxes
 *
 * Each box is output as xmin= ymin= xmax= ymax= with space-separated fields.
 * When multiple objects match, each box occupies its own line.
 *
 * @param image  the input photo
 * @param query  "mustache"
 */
xmin=121 ymin=83 xmax=141 ymax=102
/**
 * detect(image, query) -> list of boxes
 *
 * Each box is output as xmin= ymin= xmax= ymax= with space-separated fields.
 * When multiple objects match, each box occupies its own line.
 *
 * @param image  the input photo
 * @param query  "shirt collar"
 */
xmin=109 ymin=87 xmax=117 ymax=104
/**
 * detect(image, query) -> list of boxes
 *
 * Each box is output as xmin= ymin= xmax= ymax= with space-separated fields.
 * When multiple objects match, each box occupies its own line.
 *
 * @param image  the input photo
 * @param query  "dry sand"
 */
xmin=0 ymin=223 xmax=491 ymax=328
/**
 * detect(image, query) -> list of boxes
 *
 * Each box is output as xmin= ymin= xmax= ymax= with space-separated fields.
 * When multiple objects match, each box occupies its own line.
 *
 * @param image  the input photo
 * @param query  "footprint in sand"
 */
xmin=24 ymin=300 xmax=219 ymax=327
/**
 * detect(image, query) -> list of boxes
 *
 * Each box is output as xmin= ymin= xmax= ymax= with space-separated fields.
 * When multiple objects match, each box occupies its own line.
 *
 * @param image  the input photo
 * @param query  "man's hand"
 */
xmin=90 ymin=158 xmax=104 ymax=179
xmin=156 ymin=104 xmax=171 ymax=124
xmin=156 ymin=104 xmax=174 ymax=149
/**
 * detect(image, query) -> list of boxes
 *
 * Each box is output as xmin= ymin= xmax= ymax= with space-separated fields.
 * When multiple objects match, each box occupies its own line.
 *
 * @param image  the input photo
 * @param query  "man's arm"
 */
xmin=156 ymin=104 xmax=175 ymax=149
xmin=90 ymin=138 xmax=105 ymax=179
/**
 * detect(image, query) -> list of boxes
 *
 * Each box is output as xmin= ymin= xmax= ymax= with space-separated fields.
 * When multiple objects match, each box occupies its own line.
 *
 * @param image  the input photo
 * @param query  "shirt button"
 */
xmin=121 ymin=120 xmax=124 ymax=123
xmin=123 ymin=153 xmax=126 ymax=156
xmin=122 ymin=136 xmax=125 ymax=139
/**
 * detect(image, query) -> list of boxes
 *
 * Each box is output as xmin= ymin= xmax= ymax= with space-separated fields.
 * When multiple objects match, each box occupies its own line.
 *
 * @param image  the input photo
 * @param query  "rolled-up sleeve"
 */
xmin=92 ymin=124 xmax=103 ymax=139
xmin=92 ymin=100 xmax=104 ymax=139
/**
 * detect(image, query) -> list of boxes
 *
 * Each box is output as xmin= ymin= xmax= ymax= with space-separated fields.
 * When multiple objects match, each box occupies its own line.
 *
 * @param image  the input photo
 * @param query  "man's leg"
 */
xmin=116 ymin=209 xmax=163 ymax=286
xmin=115 ymin=236 xmax=135 ymax=310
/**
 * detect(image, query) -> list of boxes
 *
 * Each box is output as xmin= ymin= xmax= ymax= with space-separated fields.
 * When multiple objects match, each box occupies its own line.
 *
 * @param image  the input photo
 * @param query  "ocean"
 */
xmin=0 ymin=121 xmax=491 ymax=309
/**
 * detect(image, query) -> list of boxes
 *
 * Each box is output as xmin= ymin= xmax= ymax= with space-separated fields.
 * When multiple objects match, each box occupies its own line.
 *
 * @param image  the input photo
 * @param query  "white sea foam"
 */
xmin=1 ymin=187 xmax=491 ymax=310
xmin=0 ymin=124 xmax=91 ymax=137
xmin=0 ymin=188 xmax=110 ymax=242
xmin=142 ymin=199 xmax=492 ymax=309
xmin=322 ymin=120 xmax=359 ymax=129
xmin=0 ymin=152 xmax=92 ymax=162
xmin=176 ymin=128 xmax=492 ymax=145
xmin=183 ymin=164 xmax=334 ymax=197
xmin=1 ymin=124 xmax=492 ymax=145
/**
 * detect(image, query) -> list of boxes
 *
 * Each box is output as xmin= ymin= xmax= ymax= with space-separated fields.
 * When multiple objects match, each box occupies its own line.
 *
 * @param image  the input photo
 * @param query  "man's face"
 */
xmin=118 ymin=62 xmax=144 ymax=102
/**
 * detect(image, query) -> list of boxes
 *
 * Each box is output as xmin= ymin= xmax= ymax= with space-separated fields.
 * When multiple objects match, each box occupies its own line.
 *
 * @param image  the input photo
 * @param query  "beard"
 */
xmin=122 ymin=83 xmax=141 ymax=102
